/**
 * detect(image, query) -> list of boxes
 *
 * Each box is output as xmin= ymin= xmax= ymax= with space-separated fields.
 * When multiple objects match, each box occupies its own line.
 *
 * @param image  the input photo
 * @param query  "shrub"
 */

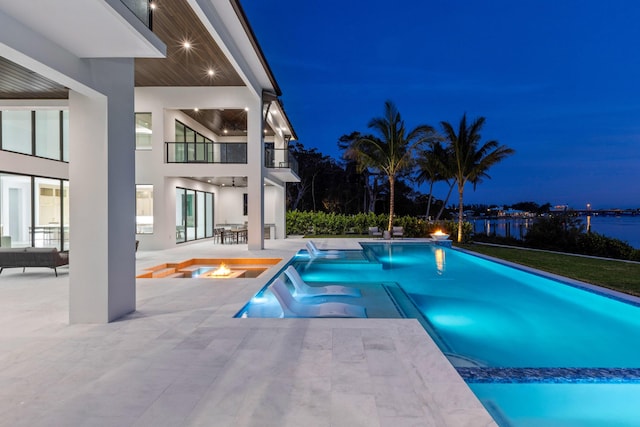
xmin=285 ymin=210 xmax=472 ymax=240
xmin=514 ymin=214 xmax=638 ymax=261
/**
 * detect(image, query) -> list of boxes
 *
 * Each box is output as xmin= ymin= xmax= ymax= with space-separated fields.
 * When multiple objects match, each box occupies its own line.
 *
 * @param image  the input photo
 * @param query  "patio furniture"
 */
xmin=213 ymin=228 xmax=224 ymax=244
xmin=222 ymin=228 xmax=247 ymax=244
xmin=269 ymin=278 xmax=366 ymax=318
xmin=0 ymin=247 xmax=69 ymax=276
xmin=283 ymin=265 xmax=361 ymax=297
xmin=392 ymin=226 xmax=404 ymax=239
xmin=368 ymin=226 xmax=383 ymax=238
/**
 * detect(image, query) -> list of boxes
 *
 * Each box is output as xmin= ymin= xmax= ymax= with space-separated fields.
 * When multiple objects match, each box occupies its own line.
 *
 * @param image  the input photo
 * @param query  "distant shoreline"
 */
xmin=469 ymin=215 xmax=640 ymax=250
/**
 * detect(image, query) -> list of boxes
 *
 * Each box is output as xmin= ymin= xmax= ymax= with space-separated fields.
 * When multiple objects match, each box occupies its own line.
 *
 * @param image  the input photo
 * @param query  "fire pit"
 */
xmin=430 ymin=230 xmax=450 ymax=241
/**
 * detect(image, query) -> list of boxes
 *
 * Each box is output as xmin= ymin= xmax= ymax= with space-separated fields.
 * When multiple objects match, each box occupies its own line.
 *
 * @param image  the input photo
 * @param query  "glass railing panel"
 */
xmin=264 ymin=148 xmax=298 ymax=174
xmin=120 ymin=0 xmax=151 ymax=28
xmin=225 ymin=143 xmax=247 ymax=164
xmin=165 ymin=142 xmax=247 ymax=164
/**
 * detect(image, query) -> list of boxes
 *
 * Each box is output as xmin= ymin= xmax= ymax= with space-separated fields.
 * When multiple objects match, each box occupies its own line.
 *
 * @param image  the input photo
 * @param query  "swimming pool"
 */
xmin=238 ymin=242 xmax=640 ymax=425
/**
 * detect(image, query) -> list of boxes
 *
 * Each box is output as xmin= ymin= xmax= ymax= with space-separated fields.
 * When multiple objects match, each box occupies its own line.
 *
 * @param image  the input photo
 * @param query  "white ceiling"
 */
xmin=0 ymin=0 xmax=164 ymax=58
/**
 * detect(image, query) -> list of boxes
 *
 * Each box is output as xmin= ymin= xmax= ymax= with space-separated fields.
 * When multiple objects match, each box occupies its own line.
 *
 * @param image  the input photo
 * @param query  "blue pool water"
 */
xmin=238 ymin=243 xmax=640 ymax=425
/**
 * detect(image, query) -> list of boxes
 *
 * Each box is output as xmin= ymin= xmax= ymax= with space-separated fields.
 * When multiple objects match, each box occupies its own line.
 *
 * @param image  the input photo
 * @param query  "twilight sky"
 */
xmin=243 ymin=1 xmax=640 ymax=209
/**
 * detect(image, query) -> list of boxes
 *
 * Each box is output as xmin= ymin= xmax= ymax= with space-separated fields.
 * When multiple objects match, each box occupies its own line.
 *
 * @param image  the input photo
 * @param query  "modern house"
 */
xmin=0 ymin=0 xmax=299 ymax=322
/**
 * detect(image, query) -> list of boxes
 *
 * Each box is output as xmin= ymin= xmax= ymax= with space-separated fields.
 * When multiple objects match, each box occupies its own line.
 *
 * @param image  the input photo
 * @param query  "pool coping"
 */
xmin=454 ymin=246 xmax=640 ymax=307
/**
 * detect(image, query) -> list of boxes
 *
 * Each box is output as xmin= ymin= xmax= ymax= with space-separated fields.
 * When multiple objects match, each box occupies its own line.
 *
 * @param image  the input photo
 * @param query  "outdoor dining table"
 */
xmin=222 ymin=228 xmax=247 ymax=244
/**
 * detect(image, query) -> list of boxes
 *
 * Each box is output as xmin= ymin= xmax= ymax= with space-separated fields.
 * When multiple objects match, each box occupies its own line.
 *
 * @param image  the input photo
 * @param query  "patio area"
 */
xmin=0 ymin=238 xmax=495 ymax=427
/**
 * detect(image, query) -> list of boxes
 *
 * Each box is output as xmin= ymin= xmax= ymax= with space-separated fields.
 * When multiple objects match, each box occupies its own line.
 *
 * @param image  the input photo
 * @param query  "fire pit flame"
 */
xmin=211 ymin=263 xmax=232 ymax=277
xmin=430 ymin=230 xmax=450 ymax=241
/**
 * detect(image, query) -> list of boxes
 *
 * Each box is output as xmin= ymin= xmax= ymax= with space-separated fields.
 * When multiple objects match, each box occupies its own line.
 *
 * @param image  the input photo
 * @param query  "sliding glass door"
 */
xmin=175 ymin=187 xmax=214 ymax=244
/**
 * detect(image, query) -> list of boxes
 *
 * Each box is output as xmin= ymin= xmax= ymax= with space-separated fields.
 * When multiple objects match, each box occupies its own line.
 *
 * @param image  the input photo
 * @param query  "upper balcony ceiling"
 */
xmin=135 ymin=1 xmax=244 ymax=87
xmin=181 ymin=108 xmax=274 ymax=137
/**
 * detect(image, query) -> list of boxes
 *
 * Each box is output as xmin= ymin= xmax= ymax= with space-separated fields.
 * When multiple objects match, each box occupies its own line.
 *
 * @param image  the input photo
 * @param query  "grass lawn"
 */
xmin=457 ymin=243 xmax=640 ymax=297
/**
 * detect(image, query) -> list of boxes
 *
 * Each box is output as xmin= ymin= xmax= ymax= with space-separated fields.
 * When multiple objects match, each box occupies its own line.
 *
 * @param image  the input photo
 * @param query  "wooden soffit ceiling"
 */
xmin=0 ymin=56 xmax=68 ymax=99
xmin=181 ymin=108 xmax=274 ymax=137
xmin=135 ymin=1 xmax=245 ymax=87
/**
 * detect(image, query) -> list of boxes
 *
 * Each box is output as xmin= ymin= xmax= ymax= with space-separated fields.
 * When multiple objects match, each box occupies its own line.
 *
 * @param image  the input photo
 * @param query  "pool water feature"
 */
xmin=240 ymin=243 xmax=640 ymax=426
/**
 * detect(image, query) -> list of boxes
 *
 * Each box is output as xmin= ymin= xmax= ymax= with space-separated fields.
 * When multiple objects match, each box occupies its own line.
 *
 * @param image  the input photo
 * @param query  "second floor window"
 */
xmin=135 ymin=113 xmax=152 ymax=150
xmin=1 ymin=110 xmax=68 ymax=161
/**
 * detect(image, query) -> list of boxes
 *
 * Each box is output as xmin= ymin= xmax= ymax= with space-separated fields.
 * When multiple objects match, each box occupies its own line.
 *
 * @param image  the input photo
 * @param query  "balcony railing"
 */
xmin=265 ymin=148 xmax=298 ymax=175
xmin=165 ymin=142 xmax=247 ymax=164
xmin=120 ymin=0 xmax=153 ymax=29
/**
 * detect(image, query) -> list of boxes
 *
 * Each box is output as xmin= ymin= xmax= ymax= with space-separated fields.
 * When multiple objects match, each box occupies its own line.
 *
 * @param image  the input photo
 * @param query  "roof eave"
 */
xmin=229 ymin=0 xmax=282 ymax=97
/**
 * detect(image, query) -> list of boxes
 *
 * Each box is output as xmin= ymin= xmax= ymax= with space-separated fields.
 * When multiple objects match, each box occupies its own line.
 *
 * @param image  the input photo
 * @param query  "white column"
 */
xmin=246 ymin=97 xmax=264 ymax=250
xmin=274 ymin=184 xmax=286 ymax=239
xmin=68 ymin=58 xmax=136 ymax=323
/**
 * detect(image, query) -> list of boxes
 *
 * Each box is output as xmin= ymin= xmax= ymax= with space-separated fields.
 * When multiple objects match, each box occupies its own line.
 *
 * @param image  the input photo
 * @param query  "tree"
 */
xmin=287 ymin=142 xmax=346 ymax=212
xmin=441 ymin=114 xmax=515 ymax=242
xmin=416 ymin=140 xmax=450 ymax=220
xmin=345 ymin=101 xmax=435 ymax=231
xmin=339 ymin=132 xmax=385 ymax=213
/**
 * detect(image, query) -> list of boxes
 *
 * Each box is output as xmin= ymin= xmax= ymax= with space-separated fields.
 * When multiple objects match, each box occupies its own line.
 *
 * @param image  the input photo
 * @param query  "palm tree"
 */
xmin=345 ymin=100 xmax=434 ymax=231
xmin=416 ymin=140 xmax=450 ymax=220
xmin=441 ymin=114 xmax=515 ymax=242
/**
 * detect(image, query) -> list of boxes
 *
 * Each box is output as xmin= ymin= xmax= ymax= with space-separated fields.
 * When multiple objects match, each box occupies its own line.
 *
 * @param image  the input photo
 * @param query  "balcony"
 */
xmin=264 ymin=147 xmax=299 ymax=183
xmin=165 ymin=142 xmax=247 ymax=164
xmin=265 ymin=148 xmax=298 ymax=175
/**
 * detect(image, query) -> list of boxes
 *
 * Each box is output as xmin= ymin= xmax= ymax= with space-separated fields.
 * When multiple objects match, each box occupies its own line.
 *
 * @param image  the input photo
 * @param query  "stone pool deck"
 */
xmin=0 ymin=238 xmax=496 ymax=427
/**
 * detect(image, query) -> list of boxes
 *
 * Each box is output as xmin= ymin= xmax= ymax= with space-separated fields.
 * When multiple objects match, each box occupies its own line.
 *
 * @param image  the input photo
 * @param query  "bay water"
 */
xmin=471 ymin=215 xmax=640 ymax=249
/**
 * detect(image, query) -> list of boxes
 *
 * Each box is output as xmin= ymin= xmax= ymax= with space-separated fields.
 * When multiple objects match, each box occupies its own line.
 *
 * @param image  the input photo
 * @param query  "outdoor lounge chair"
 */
xmin=269 ymin=278 xmax=366 ymax=318
xmin=368 ymin=226 xmax=383 ymax=238
xmin=284 ymin=265 xmax=361 ymax=297
xmin=306 ymin=240 xmax=344 ymax=259
xmin=392 ymin=226 xmax=404 ymax=239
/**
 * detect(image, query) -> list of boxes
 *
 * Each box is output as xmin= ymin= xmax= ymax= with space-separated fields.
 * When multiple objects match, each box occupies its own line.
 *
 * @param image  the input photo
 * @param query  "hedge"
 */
xmin=286 ymin=210 xmax=472 ymax=241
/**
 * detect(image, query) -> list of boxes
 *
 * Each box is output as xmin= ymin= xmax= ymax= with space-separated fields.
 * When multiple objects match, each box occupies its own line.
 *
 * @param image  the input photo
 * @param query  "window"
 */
xmin=1 ymin=109 xmax=68 ymax=161
xmin=196 ymin=191 xmax=205 ymax=239
xmin=62 ymin=180 xmax=69 ymax=250
xmin=1 ymin=110 xmax=31 ymax=155
xmin=34 ymin=177 xmax=64 ymax=248
xmin=174 ymin=121 xmax=185 ymax=162
xmin=35 ymin=110 xmax=60 ymax=159
xmin=136 ymin=185 xmax=153 ymax=234
xmin=135 ymin=113 xmax=152 ymax=150
xmin=62 ymin=111 xmax=69 ymax=162
xmin=185 ymin=190 xmax=195 ymax=240
xmin=243 ymin=193 xmax=248 ymax=216
xmin=176 ymin=188 xmax=186 ymax=243
xmin=0 ymin=173 xmax=68 ymax=250
xmin=0 ymin=173 xmax=31 ymax=247
xmin=205 ymin=193 xmax=214 ymax=238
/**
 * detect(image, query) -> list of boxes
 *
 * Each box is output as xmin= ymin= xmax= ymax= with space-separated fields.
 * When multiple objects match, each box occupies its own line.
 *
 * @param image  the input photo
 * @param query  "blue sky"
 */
xmin=243 ymin=1 xmax=640 ymax=209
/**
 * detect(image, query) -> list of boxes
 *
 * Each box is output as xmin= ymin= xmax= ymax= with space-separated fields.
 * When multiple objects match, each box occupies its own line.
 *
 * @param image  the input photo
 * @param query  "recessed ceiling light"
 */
xmin=194 ymin=107 xmax=199 ymax=112
xmin=207 ymin=69 xmax=215 ymax=76
xmin=223 ymin=129 xmax=228 ymax=134
xmin=244 ymin=107 xmax=249 ymax=112
xmin=182 ymin=40 xmax=192 ymax=49
xmin=149 ymin=2 xmax=157 ymax=10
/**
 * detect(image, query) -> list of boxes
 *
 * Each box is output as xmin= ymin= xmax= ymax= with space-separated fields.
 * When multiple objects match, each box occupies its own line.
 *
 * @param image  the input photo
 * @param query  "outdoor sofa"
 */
xmin=0 ymin=247 xmax=69 ymax=276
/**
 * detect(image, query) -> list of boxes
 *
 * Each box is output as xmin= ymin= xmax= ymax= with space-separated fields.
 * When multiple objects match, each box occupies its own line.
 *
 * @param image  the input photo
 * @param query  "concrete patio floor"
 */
xmin=0 ymin=238 xmax=496 ymax=427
